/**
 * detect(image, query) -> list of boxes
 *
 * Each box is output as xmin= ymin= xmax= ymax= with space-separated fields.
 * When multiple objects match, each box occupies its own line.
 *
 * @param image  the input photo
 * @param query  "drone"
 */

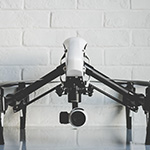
xmin=0 ymin=37 xmax=150 ymax=145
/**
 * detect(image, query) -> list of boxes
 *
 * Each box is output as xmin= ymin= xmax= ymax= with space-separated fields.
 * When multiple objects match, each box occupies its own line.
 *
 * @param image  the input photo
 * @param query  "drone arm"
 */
xmin=13 ymin=84 xmax=62 ymax=112
xmin=89 ymin=83 xmax=137 ymax=111
xmin=6 ymin=63 xmax=65 ymax=106
xmin=85 ymin=62 xmax=145 ymax=110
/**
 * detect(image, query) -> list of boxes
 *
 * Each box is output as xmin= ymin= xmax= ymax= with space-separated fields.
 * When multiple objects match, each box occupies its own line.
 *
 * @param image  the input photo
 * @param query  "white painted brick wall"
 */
xmin=25 ymin=0 xmax=75 ymax=9
xmin=105 ymin=48 xmax=150 ymax=65
xmin=51 ymin=11 xmax=103 ymax=28
xmin=78 ymin=0 xmax=130 ymax=10
xmin=78 ymin=30 xmax=130 ymax=47
xmin=0 ymin=0 xmax=24 ymax=9
xmin=131 ymin=0 xmax=150 ymax=9
xmin=1 ymin=0 xmax=150 ymax=127
xmin=104 ymin=11 xmax=150 ymax=28
xmin=24 ymin=29 xmax=76 ymax=46
xmin=132 ymin=30 xmax=150 ymax=46
xmin=0 ymin=11 xmax=50 ymax=28
xmin=0 ymin=48 xmax=49 ymax=65
xmin=0 ymin=30 xmax=22 ymax=46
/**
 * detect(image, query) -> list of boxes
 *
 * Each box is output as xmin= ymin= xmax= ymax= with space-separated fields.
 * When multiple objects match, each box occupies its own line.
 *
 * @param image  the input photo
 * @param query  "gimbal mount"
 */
xmin=0 ymin=37 xmax=150 ymax=145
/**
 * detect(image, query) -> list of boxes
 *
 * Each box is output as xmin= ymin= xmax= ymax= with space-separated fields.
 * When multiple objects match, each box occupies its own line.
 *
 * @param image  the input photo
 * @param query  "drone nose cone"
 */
xmin=63 ymin=37 xmax=87 ymax=50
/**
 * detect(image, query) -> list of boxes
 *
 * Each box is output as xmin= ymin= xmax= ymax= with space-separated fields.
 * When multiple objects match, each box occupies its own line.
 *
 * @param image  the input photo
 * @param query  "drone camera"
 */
xmin=59 ymin=108 xmax=87 ymax=127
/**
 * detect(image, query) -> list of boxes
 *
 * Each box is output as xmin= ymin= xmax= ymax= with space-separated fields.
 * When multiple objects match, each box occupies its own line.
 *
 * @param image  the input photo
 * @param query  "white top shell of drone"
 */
xmin=63 ymin=37 xmax=87 ymax=77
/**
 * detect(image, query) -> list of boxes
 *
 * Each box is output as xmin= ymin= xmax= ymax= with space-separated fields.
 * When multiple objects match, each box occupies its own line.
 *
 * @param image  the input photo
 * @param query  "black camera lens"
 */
xmin=70 ymin=110 xmax=86 ymax=127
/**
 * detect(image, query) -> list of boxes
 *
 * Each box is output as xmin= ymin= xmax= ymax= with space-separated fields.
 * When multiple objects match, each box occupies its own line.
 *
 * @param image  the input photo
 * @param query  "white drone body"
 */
xmin=2 ymin=36 xmax=149 ymax=143
xmin=63 ymin=37 xmax=87 ymax=77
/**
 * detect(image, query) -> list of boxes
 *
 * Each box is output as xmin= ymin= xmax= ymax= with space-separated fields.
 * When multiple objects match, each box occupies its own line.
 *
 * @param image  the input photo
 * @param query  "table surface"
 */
xmin=0 ymin=126 xmax=150 ymax=150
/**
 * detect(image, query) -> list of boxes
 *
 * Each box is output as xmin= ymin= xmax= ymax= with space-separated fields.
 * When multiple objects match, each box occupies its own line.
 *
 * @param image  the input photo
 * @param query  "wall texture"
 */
xmin=1 ymin=0 xmax=150 ymax=127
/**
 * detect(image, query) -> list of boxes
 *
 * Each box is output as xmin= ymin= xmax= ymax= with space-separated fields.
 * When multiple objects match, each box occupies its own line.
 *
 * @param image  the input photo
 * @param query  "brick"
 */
xmin=132 ymin=30 xmax=150 ymax=46
xmin=24 ymin=29 xmax=76 ymax=46
xmin=131 ymin=0 xmax=150 ymax=9
xmin=78 ymin=30 xmax=129 ymax=47
xmin=0 ymin=0 xmax=23 ymax=9
xmin=0 ymin=29 xmax=22 ymax=46
xmin=78 ymin=0 xmax=130 ymax=10
xmin=132 ymin=67 xmax=150 ymax=81
xmin=25 ymin=0 xmax=75 ymax=9
xmin=50 ymin=48 xmax=64 ymax=65
xmin=0 ymin=11 xmax=49 ymax=28
xmin=105 ymin=48 xmax=150 ymax=65
xmin=51 ymin=11 xmax=103 ymax=28
xmin=0 ymin=67 xmax=20 ymax=82
xmin=86 ymin=48 xmax=103 ymax=65
xmin=0 ymin=48 xmax=49 ymax=65
xmin=105 ymin=11 xmax=150 ymax=28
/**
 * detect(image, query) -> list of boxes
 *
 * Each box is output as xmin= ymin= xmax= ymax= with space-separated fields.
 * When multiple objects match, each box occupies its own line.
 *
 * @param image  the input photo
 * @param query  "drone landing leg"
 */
xmin=126 ymin=108 xmax=132 ymax=144
xmin=126 ymin=107 xmax=132 ymax=130
xmin=0 ymin=88 xmax=4 ymax=145
xmin=17 ymin=83 xmax=29 ymax=130
xmin=145 ymin=86 xmax=150 ymax=145
xmin=145 ymin=112 xmax=150 ymax=145
xmin=20 ymin=128 xmax=26 ymax=150
xmin=0 ymin=114 xmax=4 ymax=145
xmin=124 ymin=83 xmax=135 ymax=144
xmin=20 ymin=108 xmax=26 ymax=130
